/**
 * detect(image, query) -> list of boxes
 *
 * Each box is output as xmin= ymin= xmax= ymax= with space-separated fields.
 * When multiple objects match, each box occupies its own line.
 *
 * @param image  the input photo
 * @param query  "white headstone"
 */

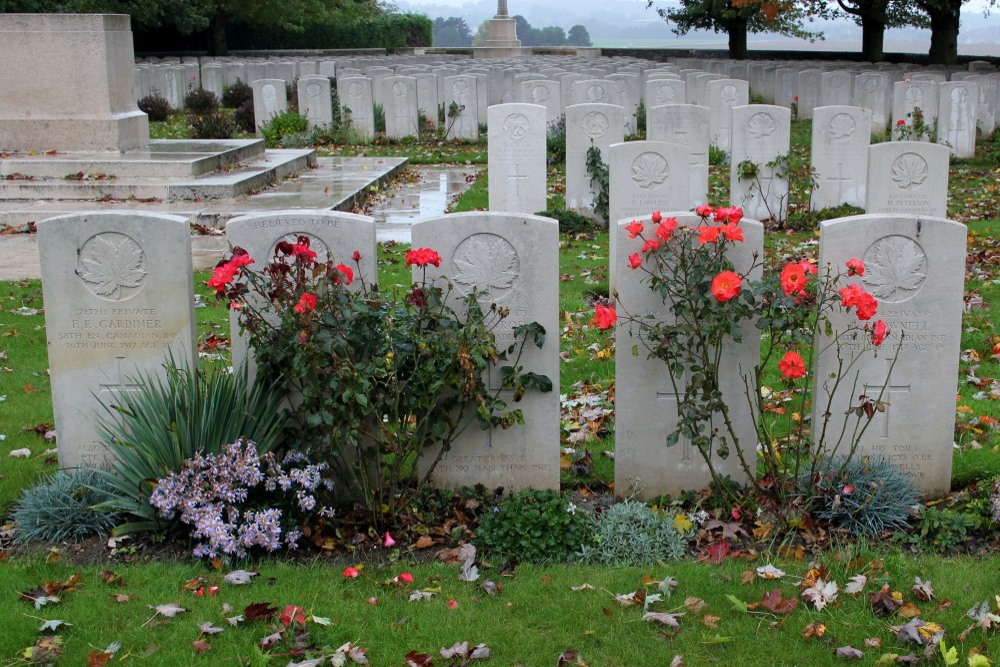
xmin=415 ymin=73 xmax=439 ymax=130
xmin=252 ymin=78 xmax=288 ymax=134
xmin=730 ymin=105 xmax=791 ymax=223
xmin=383 ymin=76 xmax=419 ymax=139
xmin=340 ymin=77 xmax=375 ymax=139
xmin=646 ymin=78 xmax=686 ymax=108
xmin=853 ymin=72 xmax=891 ymax=134
xmin=444 ymin=75 xmax=479 ymax=140
xmin=412 ymin=212 xmax=560 ymax=492
xmin=708 ymin=79 xmax=749 ymax=153
xmin=938 ymin=81 xmax=979 ymax=158
xmin=647 ymin=104 xmax=710 ymax=210
xmin=865 ymin=141 xmax=949 ymax=218
xmin=488 ymin=103 xmax=547 ymax=215
xmin=297 ymin=76 xmax=333 ymax=130
xmin=614 ymin=212 xmax=762 ymax=498
xmin=565 ymin=103 xmax=626 ymax=222
xmin=813 ymin=214 xmax=966 ymax=498
xmin=521 ymin=79 xmax=561 ymax=122
xmin=38 ymin=212 xmax=196 ymax=470
xmin=893 ymin=79 xmax=939 ymax=138
xmin=811 ymin=105 xmax=872 ymax=210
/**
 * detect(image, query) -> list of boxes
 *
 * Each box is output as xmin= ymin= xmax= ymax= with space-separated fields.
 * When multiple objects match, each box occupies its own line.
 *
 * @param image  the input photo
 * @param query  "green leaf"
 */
xmin=725 ymin=594 xmax=749 ymax=613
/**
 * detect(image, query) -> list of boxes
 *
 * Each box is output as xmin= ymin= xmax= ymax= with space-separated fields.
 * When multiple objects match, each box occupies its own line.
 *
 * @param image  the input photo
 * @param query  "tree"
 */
xmin=566 ymin=24 xmax=593 ymax=46
xmin=835 ymin=0 xmax=926 ymax=62
xmin=645 ymin=0 xmax=823 ymax=60
xmin=471 ymin=18 xmax=491 ymax=46
xmin=432 ymin=16 xmax=472 ymax=47
xmin=537 ymin=25 xmax=566 ymax=45
xmin=511 ymin=14 xmax=538 ymax=45
xmin=913 ymin=0 xmax=985 ymax=65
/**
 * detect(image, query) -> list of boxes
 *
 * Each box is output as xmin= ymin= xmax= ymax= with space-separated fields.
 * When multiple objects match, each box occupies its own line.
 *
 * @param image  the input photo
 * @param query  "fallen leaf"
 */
xmin=702 ymin=614 xmax=721 ymax=628
xmin=224 ymin=570 xmax=257 ymax=585
xmin=39 ymin=619 xmax=71 ymax=632
xmin=760 ymin=588 xmax=799 ymax=615
xmin=243 ymin=602 xmax=278 ymax=621
xmin=802 ymin=579 xmax=838 ymax=611
xmin=802 ymin=622 xmax=827 ymax=638
xmin=571 ymin=583 xmax=595 ymax=591
xmin=834 ymin=646 xmax=864 ymax=660
xmin=154 ymin=603 xmax=186 ymax=618
xmin=912 ymin=577 xmax=934 ymax=601
xmin=844 ymin=574 xmax=867 ymax=595
xmin=198 ymin=621 xmax=224 ymax=635
xmin=191 ymin=639 xmax=212 ymax=654
xmin=684 ymin=597 xmax=708 ymax=614
xmin=643 ymin=611 xmax=684 ymax=627
xmin=756 ymin=564 xmax=785 ymax=579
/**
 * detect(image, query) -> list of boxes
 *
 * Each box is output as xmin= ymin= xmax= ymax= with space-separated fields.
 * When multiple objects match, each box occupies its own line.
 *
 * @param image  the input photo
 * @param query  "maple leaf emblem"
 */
xmin=452 ymin=235 xmax=518 ymax=301
xmin=904 ymin=85 xmax=924 ymax=108
xmin=721 ymin=84 xmax=739 ymax=105
xmin=828 ymin=113 xmax=856 ymax=141
xmin=862 ymin=236 xmax=927 ymax=302
xmin=890 ymin=154 xmax=928 ymax=191
xmin=631 ymin=152 xmax=669 ymax=190
xmin=78 ymin=235 xmax=146 ymax=300
xmin=747 ymin=112 xmax=776 ymax=140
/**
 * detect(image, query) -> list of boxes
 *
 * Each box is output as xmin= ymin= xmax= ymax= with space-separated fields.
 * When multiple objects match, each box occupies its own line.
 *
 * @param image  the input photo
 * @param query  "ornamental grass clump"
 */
xmin=599 ymin=205 xmax=897 ymax=507
xmin=579 ymin=500 xmax=687 ymax=566
xmin=149 ymin=440 xmax=331 ymax=559
xmin=12 ymin=469 xmax=119 ymax=543
xmin=210 ymin=238 xmax=552 ymax=523
xmin=806 ymin=455 xmax=919 ymax=536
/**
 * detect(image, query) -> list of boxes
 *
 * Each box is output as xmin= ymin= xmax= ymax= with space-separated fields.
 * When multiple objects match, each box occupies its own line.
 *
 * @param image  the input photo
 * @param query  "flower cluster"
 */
xmin=149 ymin=440 xmax=331 ymax=559
xmin=405 ymin=247 xmax=442 ymax=268
xmin=207 ymin=250 xmax=253 ymax=295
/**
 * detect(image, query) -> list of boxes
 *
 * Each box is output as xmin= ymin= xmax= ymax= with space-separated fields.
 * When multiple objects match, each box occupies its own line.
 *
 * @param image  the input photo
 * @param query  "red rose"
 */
xmin=710 ymin=270 xmax=741 ymax=302
xmin=870 ymin=319 xmax=888 ymax=346
xmin=695 ymin=204 xmax=714 ymax=217
xmin=294 ymin=292 xmax=317 ymax=314
xmin=798 ymin=261 xmax=817 ymax=275
xmin=778 ymin=351 xmax=807 ymax=379
xmin=855 ymin=292 xmax=878 ymax=320
xmin=839 ymin=283 xmax=865 ymax=308
xmin=292 ymin=243 xmax=317 ymax=262
xmin=721 ymin=223 xmax=743 ymax=242
xmin=713 ymin=206 xmax=743 ymax=225
xmin=651 ymin=211 xmax=662 ymax=223
xmin=625 ymin=220 xmax=644 ymax=238
xmin=780 ymin=263 xmax=807 ymax=297
xmin=405 ymin=247 xmax=442 ymax=267
xmin=897 ymin=119 xmax=906 ymax=126
xmin=628 ymin=253 xmax=642 ymax=269
xmin=655 ymin=217 xmax=678 ymax=241
xmin=594 ymin=304 xmax=617 ymax=330
xmin=352 ymin=250 xmax=362 ymax=262
xmin=641 ymin=238 xmax=662 ymax=253
xmin=845 ymin=258 xmax=864 ymax=276
xmin=698 ymin=225 xmax=721 ymax=244
xmin=334 ymin=263 xmax=354 ymax=285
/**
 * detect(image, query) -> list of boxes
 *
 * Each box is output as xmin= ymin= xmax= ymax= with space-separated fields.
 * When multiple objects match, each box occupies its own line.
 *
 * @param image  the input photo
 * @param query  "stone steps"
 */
xmin=0 ymin=148 xmax=314 ymax=201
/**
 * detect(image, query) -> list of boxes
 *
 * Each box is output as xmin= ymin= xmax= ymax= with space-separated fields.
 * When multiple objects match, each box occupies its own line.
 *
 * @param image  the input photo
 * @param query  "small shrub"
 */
xmin=579 ymin=500 xmax=687 ymax=566
xmin=233 ymin=100 xmax=256 ymax=134
xmin=708 ymin=145 xmax=729 ymax=166
xmin=374 ymin=103 xmax=386 ymax=134
xmin=13 ymin=469 xmax=119 ymax=543
xmin=633 ymin=102 xmax=646 ymax=139
xmin=546 ymin=114 xmax=567 ymax=164
xmin=222 ymin=80 xmax=253 ymax=109
xmin=279 ymin=131 xmax=313 ymax=148
xmin=184 ymin=88 xmax=219 ymax=114
xmin=476 ymin=489 xmax=593 ymax=563
xmin=138 ymin=92 xmax=171 ymax=122
xmin=807 ymin=456 xmax=919 ymax=536
xmin=260 ymin=109 xmax=309 ymax=147
xmin=149 ymin=440 xmax=331 ymax=558
xmin=536 ymin=208 xmax=600 ymax=235
xmin=188 ymin=110 xmax=239 ymax=139
xmin=900 ymin=505 xmax=979 ymax=552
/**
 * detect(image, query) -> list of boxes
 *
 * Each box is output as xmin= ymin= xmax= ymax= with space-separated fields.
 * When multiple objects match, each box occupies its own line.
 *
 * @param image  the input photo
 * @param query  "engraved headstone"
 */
xmin=412 ymin=212 xmax=560 ymax=491
xmin=444 ymin=75 xmax=479 ymax=140
xmin=520 ymin=79 xmax=561 ymax=122
xmin=892 ymin=79 xmax=939 ymax=139
xmin=938 ymin=81 xmax=979 ymax=158
xmin=811 ymin=105 xmax=872 ymax=210
xmin=297 ymin=76 xmax=333 ymax=130
xmin=647 ymin=104 xmax=710 ymax=210
xmin=340 ymin=76 xmax=375 ymax=139
xmin=813 ymin=214 xmax=966 ymax=498
xmin=252 ymin=78 xmax=288 ymax=135
xmin=415 ymin=73 xmax=439 ymax=130
xmin=853 ymin=72 xmax=891 ymax=134
xmin=645 ymin=78 xmax=686 ymax=108
xmin=708 ymin=79 xmax=749 ymax=153
xmin=565 ymin=103 xmax=625 ymax=221
xmin=38 ymin=212 xmax=196 ymax=470
xmin=488 ymin=103 xmax=547 ymax=214
xmin=865 ymin=141 xmax=949 ymax=218
xmin=614 ymin=212 xmax=762 ymax=498
xmin=730 ymin=105 xmax=791 ymax=223
xmin=383 ymin=76 xmax=419 ymax=139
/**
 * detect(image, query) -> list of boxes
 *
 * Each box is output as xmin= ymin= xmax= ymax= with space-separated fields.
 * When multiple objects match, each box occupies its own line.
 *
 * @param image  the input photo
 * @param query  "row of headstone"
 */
xmin=613 ymin=211 xmax=965 ymax=500
xmin=37 ymin=208 xmax=964 ymax=500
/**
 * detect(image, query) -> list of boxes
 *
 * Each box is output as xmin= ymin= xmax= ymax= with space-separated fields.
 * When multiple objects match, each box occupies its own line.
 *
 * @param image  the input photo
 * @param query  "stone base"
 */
xmin=474 ymin=47 xmax=531 ymax=59
xmin=0 ymin=111 xmax=149 ymax=153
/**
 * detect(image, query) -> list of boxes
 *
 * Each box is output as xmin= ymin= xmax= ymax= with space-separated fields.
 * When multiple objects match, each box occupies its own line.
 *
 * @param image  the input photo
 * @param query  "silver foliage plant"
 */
xmin=13 ymin=469 xmax=119 ymax=543
xmin=579 ymin=500 xmax=687 ymax=566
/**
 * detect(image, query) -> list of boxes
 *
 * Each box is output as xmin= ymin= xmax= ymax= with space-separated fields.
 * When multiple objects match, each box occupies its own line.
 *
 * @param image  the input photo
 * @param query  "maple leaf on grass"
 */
xmin=223 ymin=569 xmax=258 ymax=585
xmin=756 ymin=564 xmax=785 ymax=580
xmin=801 ymin=579 xmax=838 ymax=611
xmin=244 ymin=601 xmax=278 ymax=621
xmin=758 ymin=588 xmax=799 ymax=615
xmin=704 ymin=519 xmax=748 ymax=539
xmin=834 ymin=646 xmax=864 ymax=660
xmin=198 ymin=621 xmax=224 ymax=635
xmin=153 ymin=602 xmax=186 ymax=618
xmin=869 ymin=584 xmax=903 ymax=616
xmin=911 ymin=577 xmax=934 ymax=601
xmin=258 ymin=631 xmax=283 ymax=650
xmin=890 ymin=617 xmax=945 ymax=646
xmin=643 ymin=611 xmax=684 ymax=627
xmin=844 ymin=574 xmax=867 ymax=595
xmin=683 ymin=597 xmax=708 ymax=614
xmin=191 ymin=638 xmax=212 ymax=654
xmin=39 ymin=619 xmax=71 ymax=632
xmin=404 ymin=651 xmax=433 ymax=666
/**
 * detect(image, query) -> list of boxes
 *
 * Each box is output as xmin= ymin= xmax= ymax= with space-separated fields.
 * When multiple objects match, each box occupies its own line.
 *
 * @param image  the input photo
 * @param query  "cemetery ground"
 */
xmin=1 ymin=118 xmax=1000 ymax=665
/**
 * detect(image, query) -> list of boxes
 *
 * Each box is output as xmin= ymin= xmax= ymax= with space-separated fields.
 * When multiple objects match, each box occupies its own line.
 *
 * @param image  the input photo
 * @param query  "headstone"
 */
xmin=609 ymin=141 xmax=691 ymax=283
xmin=966 ymin=74 xmax=997 ymax=137
xmin=938 ymin=81 xmax=978 ymax=158
xmin=646 ymin=78 xmax=686 ymax=107
xmin=865 ymin=141 xmax=950 ymax=218
xmin=339 ymin=76 xmax=375 ymax=139
xmin=565 ymin=103 xmax=625 ymax=221
xmin=811 ymin=105 xmax=872 ymax=210
xmin=773 ymin=68 xmax=796 ymax=108
xmin=444 ymin=75 xmax=479 ymax=140
xmin=853 ymin=71 xmax=890 ymax=134
xmin=252 ymin=78 xmax=288 ymax=134
xmin=572 ymin=78 xmax=613 ymax=106
xmin=708 ymin=79 xmax=749 ymax=152
xmin=820 ymin=70 xmax=854 ymax=107
xmin=647 ymin=104 xmax=710 ymax=210
xmin=607 ymin=73 xmax=640 ymax=133
xmin=411 ymin=212 xmax=560 ymax=492
xmin=813 ymin=214 xmax=966 ymax=498
xmin=225 ymin=211 xmax=377 ymax=384
xmin=38 ymin=212 xmax=196 ymax=470
xmin=488 ymin=103 xmax=547 ymax=214
xmin=614 ymin=212 xmax=762 ymax=498
xmin=383 ymin=76 xmax=419 ymax=139
xmin=297 ymin=76 xmax=333 ymax=130
xmin=415 ymin=73 xmax=439 ymax=130
xmin=521 ymin=79 xmax=561 ymax=123
xmin=730 ymin=105 xmax=791 ymax=222
xmin=162 ymin=66 xmax=185 ymax=109
xmin=201 ymin=64 xmax=225 ymax=98
xmin=797 ymin=69 xmax=822 ymax=120
xmin=892 ymin=79 xmax=939 ymax=138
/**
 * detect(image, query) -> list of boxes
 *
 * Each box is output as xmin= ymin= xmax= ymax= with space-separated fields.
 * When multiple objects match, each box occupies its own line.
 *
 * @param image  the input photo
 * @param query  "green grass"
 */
xmin=3 ymin=554 xmax=1000 ymax=665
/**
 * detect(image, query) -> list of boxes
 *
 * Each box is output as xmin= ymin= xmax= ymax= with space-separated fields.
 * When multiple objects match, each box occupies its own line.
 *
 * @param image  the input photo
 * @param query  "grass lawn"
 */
xmin=1 ymin=119 xmax=999 ymax=665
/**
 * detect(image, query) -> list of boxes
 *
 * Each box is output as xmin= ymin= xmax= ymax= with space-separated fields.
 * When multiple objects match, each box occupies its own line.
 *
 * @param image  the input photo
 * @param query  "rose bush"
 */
xmin=599 ymin=206 xmax=897 ymax=505
xmin=211 ymin=238 xmax=552 ymax=523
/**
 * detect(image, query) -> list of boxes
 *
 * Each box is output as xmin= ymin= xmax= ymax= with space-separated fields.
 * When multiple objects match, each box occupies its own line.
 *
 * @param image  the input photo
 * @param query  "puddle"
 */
xmin=372 ymin=165 xmax=481 ymax=243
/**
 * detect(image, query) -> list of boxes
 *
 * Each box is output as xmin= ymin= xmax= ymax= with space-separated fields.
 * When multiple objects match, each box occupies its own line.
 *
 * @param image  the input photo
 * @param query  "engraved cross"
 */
xmin=825 ymin=162 xmax=852 ymax=203
xmin=507 ymin=163 xmax=527 ymax=210
xmin=657 ymin=378 xmax=693 ymax=462
xmin=863 ymin=359 xmax=911 ymax=440
xmin=99 ymin=357 xmax=142 ymax=399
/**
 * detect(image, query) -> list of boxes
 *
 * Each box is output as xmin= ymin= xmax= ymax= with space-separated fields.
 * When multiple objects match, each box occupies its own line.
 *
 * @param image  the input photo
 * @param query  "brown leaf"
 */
xmin=897 ymin=602 xmax=921 ymax=619
xmin=869 ymin=585 xmax=902 ymax=616
xmin=911 ymin=577 xmax=934 ymax=601
xmin=191 ymin=639 xmax=212 ymax=654
xmin=834 ymin=646 xmax=864 ymax=660
xmin=87 ymin=650 xmax=112 ymax=667
xmin=802 ymin=622 xmax=827 ymax=638
xmin=601 ymin=607 xmax=614 ymax=617
xmin=683 ymin=597 xmax=708 ymax=614
xmin=109 ymin=593 xmax=135 ymax=603
xmin=702 ymin=614 xmax=721 ymax=628
xmin=740 ymin=570 xmax=756 ymax=585
xmin=244 ymin=602 xmax=279 ymax=621
xmin=258 ymin=631 xmax=282 ymax=650
xmin=405 ymin=650 xmax=433 ymax=666
xmin=413 ymin=535 xmax=434 ymax=549
xmin=760 ymin=588 xmax=799 ymax=615
xmin=99 ymin=570 xmax=124 ymax=587
xmin=864 ymin=637 xmax=882 ymax=648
